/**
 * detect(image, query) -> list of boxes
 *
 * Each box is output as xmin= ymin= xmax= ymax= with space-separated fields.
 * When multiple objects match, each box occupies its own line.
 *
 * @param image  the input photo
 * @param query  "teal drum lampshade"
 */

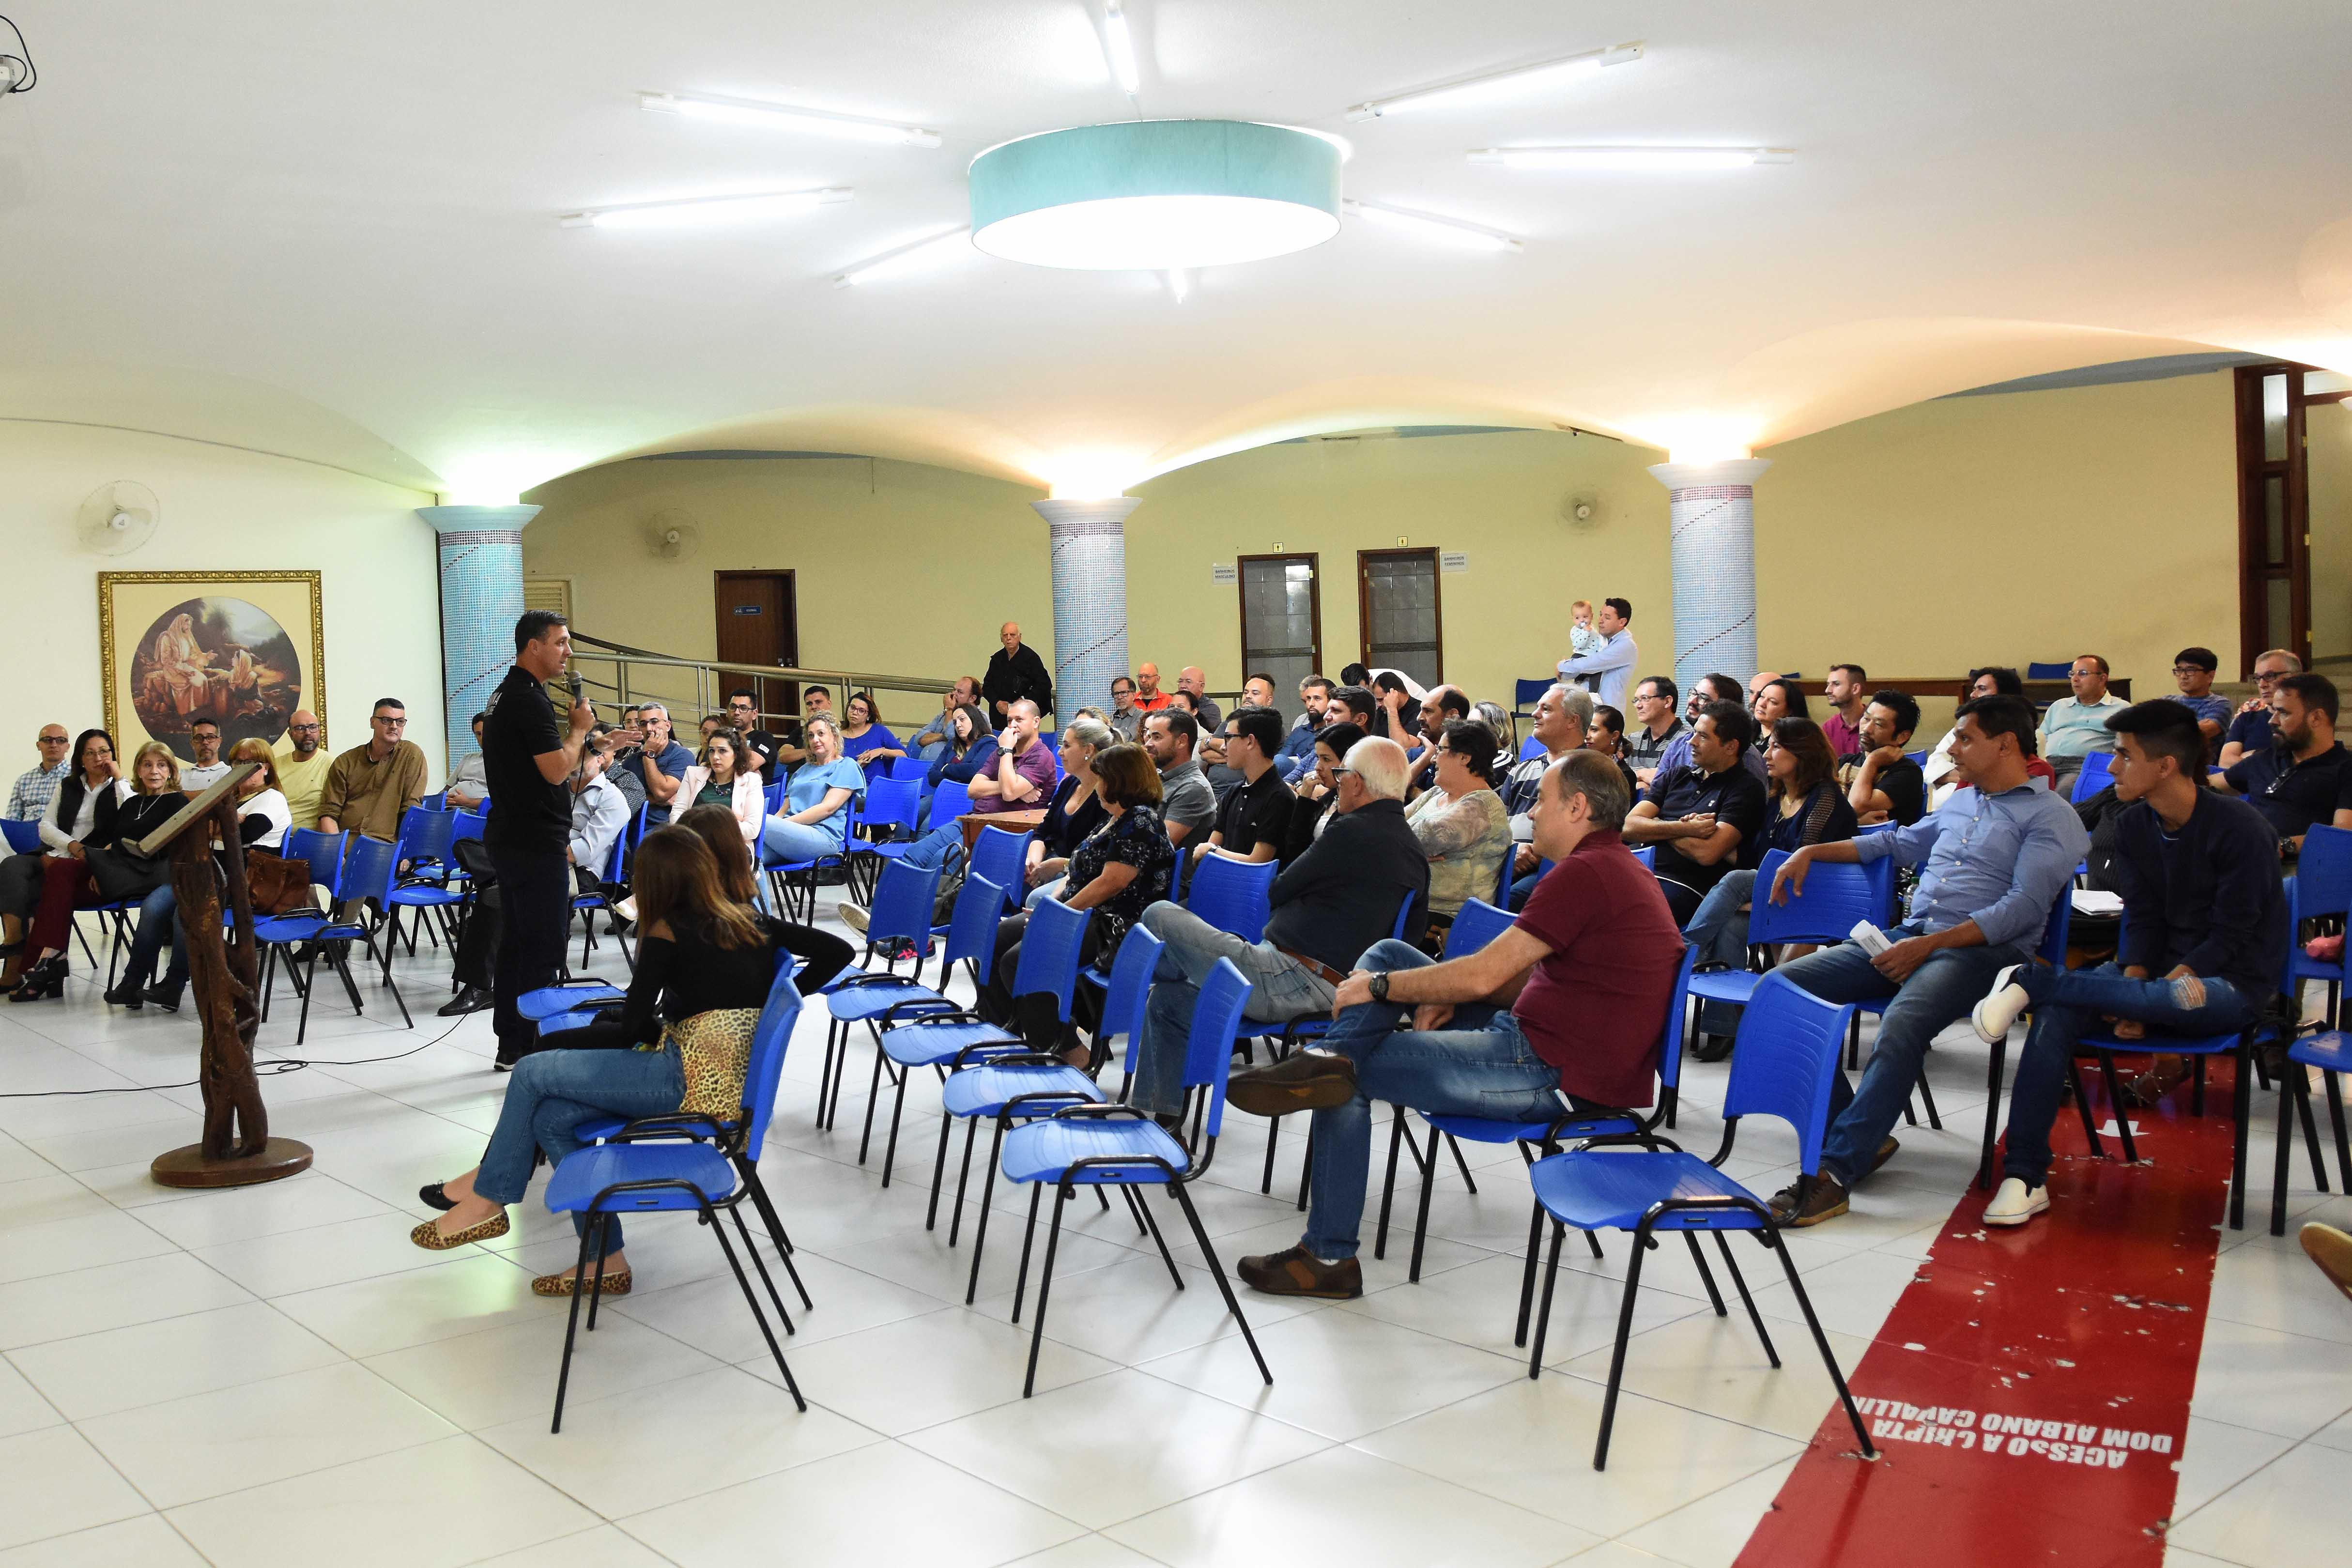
xmin=969 ymin=120 xmax=1343 ymax=270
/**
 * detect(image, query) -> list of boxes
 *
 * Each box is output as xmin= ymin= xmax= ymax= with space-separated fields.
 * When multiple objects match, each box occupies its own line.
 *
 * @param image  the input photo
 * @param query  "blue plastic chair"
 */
xmin=963 ymin=825 xmax=1034 ymax=920
xmin=814 ymin=858 xmax=950 ymax=1130
xmin=762 ymin=790 xmax=862 ymax=923
xmin=1511 ymin=676 xmax=1553 ymax=728
xmin=542 ymin=968 xmax=810 ymax=1431
xmin=1186 ymin=852 xmax=1277 ymax=942
xmin=926 ymin=779 xmax=972 ymax=832
xmin=1628 ymin=845 xmax=1653 ymax=872
xmin=2282 ymin=826 xmax=2352 ymax=1027
xmin=1516 ymin=733 xmax=1547 ymax=764
xmin=839 ymin=873 xmax=1007 ymax=1153
xmin=2069 ymin=750 xmax=2117 ymax=804
xmin=255 ymin=831 xmax=411 ymax=1042
xmin=2026 ymin=661 xmax=2073 ymax=680
xmin=888 ymin=756 xmax=931 ymax=783
xmin=565 ymin=828 xmax=635 ymax=971
xmin=999 ymin=956 xmax=1272 ymax=1397
xmin=0 ymin=819 xmax=39 ymax=855
xmin=387 ymin=807 xmax=466 ymax=959
xmin=849 ymin=777 xmax=923 ymax=900
xmin=1523 ymin=972 xmax=1875 ymax=1470
xmin=1685 ymin=851 xmax=1896 ymax=1022
xmin=2276 ymin=1029 xmax=2352 ymax=1236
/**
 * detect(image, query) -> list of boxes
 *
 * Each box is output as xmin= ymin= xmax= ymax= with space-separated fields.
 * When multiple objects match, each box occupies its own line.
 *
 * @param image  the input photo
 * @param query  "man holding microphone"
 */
xmin=478 ymin=609 xmax=596 ymax=1069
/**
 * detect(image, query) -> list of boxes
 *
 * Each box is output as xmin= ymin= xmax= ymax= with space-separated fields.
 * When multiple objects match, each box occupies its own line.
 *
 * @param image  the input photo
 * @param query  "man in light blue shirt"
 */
xmin=1754 ymin=694 xmax=2089 ymax=1228
xmin=2036 ymin=653 xmax=2130 ymax=792
xmin=1556 ymin=596 xmax=1638 ymax=712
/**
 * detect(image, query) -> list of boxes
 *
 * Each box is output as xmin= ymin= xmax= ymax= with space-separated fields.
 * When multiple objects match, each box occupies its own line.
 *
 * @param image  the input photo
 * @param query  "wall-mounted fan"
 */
xmin=1562 ymin=490 xmax=1608 ymax=529
xmin=77 ymin=480 xmax=160 ymax=555
xmin=643 ymin=509 xmax=701 ymax=562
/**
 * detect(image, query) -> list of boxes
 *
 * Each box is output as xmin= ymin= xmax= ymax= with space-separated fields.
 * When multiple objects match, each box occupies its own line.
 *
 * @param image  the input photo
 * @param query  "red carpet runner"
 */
xmin=1735 ymin=1063 xmax=2238 ymax=1568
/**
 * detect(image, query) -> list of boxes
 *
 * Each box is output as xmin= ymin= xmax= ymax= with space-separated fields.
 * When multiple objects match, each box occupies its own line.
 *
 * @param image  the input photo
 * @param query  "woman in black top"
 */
xmin=1279 ymin=722 xmax=1365 ymax=866
xmin=411 ymin=828 xmax=787 ymax=1294
xmin=978 ymin=744 xmax=1176 ymax=1065
xmin=1023 ymin=715 xmax=1112 ymax=902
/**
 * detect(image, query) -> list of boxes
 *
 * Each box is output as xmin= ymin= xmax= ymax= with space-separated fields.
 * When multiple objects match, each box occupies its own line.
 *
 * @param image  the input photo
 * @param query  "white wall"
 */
xmin=0 ymin=421 xmax=447 ymax=779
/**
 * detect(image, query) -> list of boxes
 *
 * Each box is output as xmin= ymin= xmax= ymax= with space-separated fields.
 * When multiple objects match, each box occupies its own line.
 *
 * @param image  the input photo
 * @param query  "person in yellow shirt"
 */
xmin=274 ymin=709 xmax=332 ymax=832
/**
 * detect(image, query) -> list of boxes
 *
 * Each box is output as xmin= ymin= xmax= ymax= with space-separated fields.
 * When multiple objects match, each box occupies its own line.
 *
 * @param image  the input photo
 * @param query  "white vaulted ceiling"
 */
xmin=1 ymin=1 xmax=2348 ymax=495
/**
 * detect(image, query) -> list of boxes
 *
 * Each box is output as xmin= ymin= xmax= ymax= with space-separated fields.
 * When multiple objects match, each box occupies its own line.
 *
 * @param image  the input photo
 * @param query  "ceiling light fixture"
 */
xmin=638 ymin=91 xmax=941 ymax=148
xmin=560 ymin=187 xmax=854 ymax=230
xmin=1342 ymin=197 xmax=1522 ymax=253
xmin=1348 ymin=40 xmax=1641 ymax=120
xmin=1100 ymin=3 xmax=1141 ymax=96
xmin=1164 ymin=268 xmax=1191 ymax=302
xmin=1470 ymin=146 xmax=1793 ymax=171
xmin=969 ymin=120 xmax=1341 ymax=270
xmin=833 ymin=227 xmax=973 ymax=286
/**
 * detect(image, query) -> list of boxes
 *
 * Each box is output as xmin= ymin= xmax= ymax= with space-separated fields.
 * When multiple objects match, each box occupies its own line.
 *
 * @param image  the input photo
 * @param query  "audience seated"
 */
xmin=1625 ymin=702 xmax=1767 ymax=923
xmin=1366 ymin=672 xmax=1423 ymax=749
xmin=837 ymin=691 xmax=904 ymax=769
xmin=1190 ymin=707 xmax=1292 ymax=867
xmin=1555 ymin=596 xmax=1638 ymax=709
xmin=2168 ymin=645 xmax=2232 ymax=761
xmin=1924 ymin=667 xmax=2055 ymax=805
xmin=316 ymin=697 xmax=428 ymax=846
xmin=1501 ymin=685 xmax=1591 ymax=907
xmin=1405 ymin=685 xmax=1472 ymax=793
xmin=83 ymin=741 xmax=196 ymax=1010
xmin=910 ymin=676 xmax=986 ymax=758
xmin=1222 ymin=751 xmax=1682 ymax=1298
xmin=983 ymin=622 xmax=1054 ymax=723
xmin=443 ymin=713 xmax=490 ymax=809
xmin=1972 ymin=700 xmax=2286 ymax=1225
xmin=678 ymin=726 xmax=766 ymax=849
xmin=1750 ymin=676 xmax=1809 ymax=726
xmin=1625 ymin=675 xmax=1685 ymax=785
xmin=1652 ymin=674 xmax=1769 ymax=785
xmin=7 ymin=723 xmax=73 ymax=822
xmin=1021 ymin=716 xmax=1112 ymax=906
xmin=1132 ymin=661 xmax=1172 ymax=711
xmin=1761 ymin=694 xmax=2087 ymax=1227
xmin=565 ymin=742 xmax=630 ymax=878
xmin=1405 ymin=717 xmax=1512 ymax=939
xmin=1681 ymin=717 xmax=1858 ymax=1056
xmin=1839 ymin=689 xmax=1928 ymax=825
xmin=848 ymin=701 xmax=1055 ymax=916
xmin=2034 ymin=654 xmax=2128 ymax=794
xmin=2218 ymin=648 xmax=2302 ymax=767
xmin=177 ymin=719 xmax=231 ymax=793
xmin=1590 ymin=703 xmax=1629 ymax=764
xmin=1200 ymin=675 xmax=1281 ymax=795
xmin=1107 ymin=675 xmax=1144 ymax=741
xmin=759 ymin=715 xmax=864 ymax=869
xmin=1279 ymin=721 xmax=1366 ymax=864
xmin=1326 ymin=683 xmax=1379 ymax=733
xmin=923 ymin=702 xmax=998 ymax=798
xmin=1141 ymin=708 xmax=1217 ymax=850
xmin=2215 ymin=672 xmax=2348 ymax=859
xmin=978 ymin=742 xmax=1175 ymax=1063
xmin=1820 ymin=664 xmax=1869 ymax=757
xmin=0 ymin=730 xmax=132 ymax=998
xmin=1276 ymin=676 xmax=1334 ymax=781
xmin=1126 ymin=737 xmax=1428 ymax=1120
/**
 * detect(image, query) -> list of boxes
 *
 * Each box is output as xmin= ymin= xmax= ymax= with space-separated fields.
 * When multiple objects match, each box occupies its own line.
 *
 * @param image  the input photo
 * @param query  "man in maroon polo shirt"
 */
xmin=1226 ymin=750 xmax=1686 ymax=1299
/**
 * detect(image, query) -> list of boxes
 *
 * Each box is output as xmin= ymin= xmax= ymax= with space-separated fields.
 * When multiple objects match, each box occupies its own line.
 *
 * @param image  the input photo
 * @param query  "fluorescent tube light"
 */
xmin=1102 ymin=3 xmax=1141 ymax=95
xmin=1348 ymin=41 xmax=1641 ymax=120
xmin=638 ymin=91 xmax=941 ymax=148
xmin=561 ymin=187 xmax=854 ymax=230
xmin=1343 ymin=197 xmax=1523 ymax=253
xmin=833 ymin=227 xmax=973 ymax=286
xmin=1469 ymin=145 xmax=1793 ymax=171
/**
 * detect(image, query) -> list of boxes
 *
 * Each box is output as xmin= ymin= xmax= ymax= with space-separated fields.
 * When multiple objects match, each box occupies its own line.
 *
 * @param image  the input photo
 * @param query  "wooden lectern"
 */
xmin=137 ymin=762 xmax=313 ymax=1188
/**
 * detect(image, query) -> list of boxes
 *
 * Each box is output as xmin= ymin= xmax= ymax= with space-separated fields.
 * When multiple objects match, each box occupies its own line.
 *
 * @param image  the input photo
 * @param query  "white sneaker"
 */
xmin=837 ymin=902 xmax=870 ymax=936
xmin=1970 ymin=964 xmax=2029 ymax=1045
xmin=1983 ymin=1177 xmax=2049 ymax=1226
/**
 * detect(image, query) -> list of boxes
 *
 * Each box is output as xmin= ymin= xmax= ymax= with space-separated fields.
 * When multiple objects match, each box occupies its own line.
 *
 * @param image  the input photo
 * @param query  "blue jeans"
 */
xmin=1682 ymin=868 xmax=1758 ymax=1036
xmin=1774 ymin=926 xmax=2028 ymax=1184
xmin=471 ymin=1043 xmax=688 ymax=1250
xmin=894 ymin=821 xmax=967 ymax=880
xmin=761 ymin=817 xmax=845 ymax=866
xmin=1302 ymin=941 xmax=1569 ymax=1261
xmin=121 ymin=883 xmax=184 ymax=992
xmin=2000 ymin=962 xmax=2257 ymax=1186
xmin=1127 ymin=902 xmax=1335 ymax=1116
xmin=1022 ymin=876 xmax=1066 ymax=910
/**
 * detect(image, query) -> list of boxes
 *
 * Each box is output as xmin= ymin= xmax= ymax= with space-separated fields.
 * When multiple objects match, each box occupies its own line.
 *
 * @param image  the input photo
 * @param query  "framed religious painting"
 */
xmin=98 ymin=571 xmax=326 ymax=767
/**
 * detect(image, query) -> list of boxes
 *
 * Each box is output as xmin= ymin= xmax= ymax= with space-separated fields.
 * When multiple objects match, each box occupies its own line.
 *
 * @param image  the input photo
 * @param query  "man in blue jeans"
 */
xmin=1970 ymin=699 xmax=2287 ymax=1224
xmin=1763 ymin=693 xmax=2088 ymax=1227
xmin=1221 ymin=751 xmax=1684 ymax=1299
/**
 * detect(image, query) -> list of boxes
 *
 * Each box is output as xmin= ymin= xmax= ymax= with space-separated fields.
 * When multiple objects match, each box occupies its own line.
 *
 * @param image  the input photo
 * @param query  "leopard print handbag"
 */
xmin=657 ymin=1008 xmax=763 ymax=1127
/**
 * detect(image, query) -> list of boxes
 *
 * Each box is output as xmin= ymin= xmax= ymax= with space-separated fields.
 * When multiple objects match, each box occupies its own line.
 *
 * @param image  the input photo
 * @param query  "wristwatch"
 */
xmin=1369 ymin=972 xmax=1389 ymax=1004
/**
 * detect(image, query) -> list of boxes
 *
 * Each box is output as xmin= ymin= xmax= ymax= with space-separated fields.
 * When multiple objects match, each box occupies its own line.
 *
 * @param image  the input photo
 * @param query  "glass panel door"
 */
xmin=1238 ymin=554 xmax=1321 ymax=723
xmin=1356 ymin=548 xmax=1444 ymax=691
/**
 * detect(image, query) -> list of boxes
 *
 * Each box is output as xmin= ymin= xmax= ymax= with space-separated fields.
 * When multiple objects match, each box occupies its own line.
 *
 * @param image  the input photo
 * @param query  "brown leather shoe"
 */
xmin=2304 ymin=1223 xmax=2352 ymax=1305
xmin=1870 ymin=1136 xmax=1899 ymax=1175
xmin=1766 ymin=1171 xmax=1850 ymax=1228
xmin=1227 ymin=1051 xmax=1359 ymax=1118
xmin=1237 ymin=1244 xmax=1363 ymax=1299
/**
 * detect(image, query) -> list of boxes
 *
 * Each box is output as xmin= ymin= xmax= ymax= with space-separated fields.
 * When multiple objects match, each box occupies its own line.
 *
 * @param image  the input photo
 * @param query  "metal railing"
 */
xmin=566 ymin=632 xmax=961 ymax=735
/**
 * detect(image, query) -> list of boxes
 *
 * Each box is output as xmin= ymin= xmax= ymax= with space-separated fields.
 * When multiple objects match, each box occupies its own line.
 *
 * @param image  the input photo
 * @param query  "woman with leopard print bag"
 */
xmin=406 ymin=826 xmax=808 ymax=1298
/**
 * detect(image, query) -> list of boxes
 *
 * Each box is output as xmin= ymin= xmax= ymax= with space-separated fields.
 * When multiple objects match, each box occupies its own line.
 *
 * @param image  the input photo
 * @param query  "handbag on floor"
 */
xmin=242 ymin=848 xmax=316 ymax=917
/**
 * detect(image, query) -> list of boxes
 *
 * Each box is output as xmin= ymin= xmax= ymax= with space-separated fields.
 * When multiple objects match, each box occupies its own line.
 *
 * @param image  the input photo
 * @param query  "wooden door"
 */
xmin=713 ymin=570 xmax=798 ymax=722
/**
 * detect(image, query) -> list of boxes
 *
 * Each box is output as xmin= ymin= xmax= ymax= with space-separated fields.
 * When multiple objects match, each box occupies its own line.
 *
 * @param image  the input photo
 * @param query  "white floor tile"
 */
xmin=0 ymin=1253 xmax=250 ymax=1351
xmin=0 ymin=1208 xmax=178 ymax=1285
xmin=190 ymin=1212 xmax=472 ymax=1298
xmin=465 ymin=1526 xmax=674 ymax=1568
xmin=2189 ymin=1316 xmax=2352 ymax=1440
xmin=363 ymin=1311 xmax=723 ymax=1431
xmin=2170 ymin=1415 xmax=2299 ymax=1519
xmin=7 ymin=1300 xmax=344 ymax=1420
xmin=618 ymin=1439 xmax=1086 ymax=1568
xmin=2168 ymin=1441 xmax=2352 ymax=1565
xmin=757 ymin=1307 xmax=1116 ymax=1436
xmin=1552 ymin=1312 xmax=1877 ymax=1446
xmin=1104 ymin=1443 xmax=1596 ymax=1567
xmin=971 ymin=1253 xmax=1329 ymax=1366
xmin=0 ymin=1359 xmax=62 ymax=1439
xmin=1615 ymin=1455 xmax=1801 ymax=1568
xmin=998 ymin=1538 xmax=1167 ymax=1568
xmin=0 ymin=1514 xmax=206 ymax=1567
xmin=77 ymin=1360 xmax=457 ymax=1508
xmin=130 ymin=1171 xmax=393 ymax=1249
xmin=0 ymin=1426 xmax=151 ymax=1551
xmin=611 ymin=1249 xmax=943 ymax=1359
xmin=164 ymin=1433 xmax=597 ymax=1568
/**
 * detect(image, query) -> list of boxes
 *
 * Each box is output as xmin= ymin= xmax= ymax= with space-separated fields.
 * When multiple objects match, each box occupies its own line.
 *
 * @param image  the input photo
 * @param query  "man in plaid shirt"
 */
xmin=6 ymin=725 xmax=72 ymax=821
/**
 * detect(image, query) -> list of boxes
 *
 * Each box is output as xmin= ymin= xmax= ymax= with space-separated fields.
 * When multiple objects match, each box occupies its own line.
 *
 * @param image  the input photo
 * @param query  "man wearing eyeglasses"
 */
xmin=2219 ymin=648 xmax=2304 ymax=769
xmin=316 ymin=698 xmax=428 ymax=845
xmin=2168 ymin=646 xmax=2232 ymax=762
xmin=7 ymin=725 xmax=73 ymax=822
xmin=273 ymin=710 xmax=331 ymax=831
xmin=2035 ymin=654 xmax=2129 ymax=795
xmin=723 ymin=689 xmax=783 ymax=778
xmin=2217 ymin=673 xmax=2348 ymax=859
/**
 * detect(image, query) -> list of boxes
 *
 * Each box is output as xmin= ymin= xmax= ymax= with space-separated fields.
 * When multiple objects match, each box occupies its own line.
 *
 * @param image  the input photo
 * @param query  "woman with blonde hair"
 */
xmin=106 ymin=738 xmax=291 ymax=1010
xmin=759 ymin=713 xmax=863 ymax=865
xmin=1023 ymin=714 xmax=1113 ymax=906
xmin=411 ymin=827 xmax=787 ymax=1294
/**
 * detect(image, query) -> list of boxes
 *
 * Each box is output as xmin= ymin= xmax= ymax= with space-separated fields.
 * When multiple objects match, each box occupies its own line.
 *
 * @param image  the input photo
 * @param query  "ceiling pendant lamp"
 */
xmin=968 ymin=120 xmax=1342 ymax=270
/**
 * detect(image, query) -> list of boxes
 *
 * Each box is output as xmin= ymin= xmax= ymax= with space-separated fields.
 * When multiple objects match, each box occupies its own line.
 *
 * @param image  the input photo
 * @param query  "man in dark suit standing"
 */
xmin=983 ymin=621 xmax=1053 ymax=723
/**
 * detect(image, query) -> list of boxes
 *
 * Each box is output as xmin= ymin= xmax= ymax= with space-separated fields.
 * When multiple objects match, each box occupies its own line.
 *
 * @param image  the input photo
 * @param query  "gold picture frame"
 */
xmin=99 ymin=571 xmax=327 ymax=765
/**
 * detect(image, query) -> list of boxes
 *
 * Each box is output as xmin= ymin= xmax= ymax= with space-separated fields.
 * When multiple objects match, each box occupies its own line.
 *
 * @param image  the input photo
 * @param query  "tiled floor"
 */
xmin=0 ymin=911 xmax=2348 ymax=1567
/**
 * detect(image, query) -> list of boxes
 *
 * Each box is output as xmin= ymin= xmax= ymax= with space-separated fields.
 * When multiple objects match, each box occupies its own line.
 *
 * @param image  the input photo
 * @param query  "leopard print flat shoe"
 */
xmin=532 ymin=1269 xmax=632 ymax=1297
xmin=409 ymin=1210 xmax=510 ymax=1250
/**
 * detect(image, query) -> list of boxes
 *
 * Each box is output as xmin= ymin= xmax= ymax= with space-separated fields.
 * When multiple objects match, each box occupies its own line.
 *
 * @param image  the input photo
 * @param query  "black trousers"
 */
xmin=487 ymin=839 xmax=571 ymax=1062
xmin=975 ymin=910 xmax=1109 ymax=1055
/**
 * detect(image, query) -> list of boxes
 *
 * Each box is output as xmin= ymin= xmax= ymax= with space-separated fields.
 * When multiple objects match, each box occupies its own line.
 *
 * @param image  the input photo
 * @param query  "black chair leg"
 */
xmin=2295 ymin=1062 xmax=2330 ymax=1193
xmin=1409 ymin=1121 xmax=1441 ymax=1284
xmin=1684 ymin=1231 xmax=1727 ymax=1317
xmin=713 ymin=1205 xmax=805 ymax=1410
xmin=2095 ymin=1053 xmax=2138 ymax=1163
xmin=1447 ymin=1134 xmax=1478 ymax=1195
xmin=1764 ymin=1226 xmax=1875 ymax=1460
xmin=1978 ymin=1035 xmax=2007 ymax=1191
xmin=1718 ymin=1233 xmax=1779 ymax=1366
xmin=549 ymin=1214 xmax=602 ymax=1433
xmin=2069 ymin=1056 xmax=2105 ymax=1157
xmin=964 ymin=1117 xmax=1009 ymax=1304
xmin=2229 ymin=1042 xmax=2252 ymax=1231
xmin=1134 ymin=1187 xmax=1184 ymax=1288
xmin=856 ymin=1044 xmax=891 ymax=1165
xmin=1914 ymin=1067 xmax=1942 ymax=1131
xmin=1372 ymin=1109 xmax=1408 ymax=1259
xmin=1514 ymin=1194 xmax=1545 ymax=1349
xmin=1526 ymin=1218 xmax=1568 ymax=1379
xmin=1010 ymin=1181 xmax=1045 ymax=1323
xmin=1022 ymin=1183 xmax=1071 ymax=1398
xmin=2274 ymin=1058 xmax=2300 ymax=1238
xmin=947 ymin=1116 xmax=981 ymax=1246
xmin=1171 ymin=1180 xmax=1270 ymax=1385
xmin=1295 ymin=1119 xmax=1314 ymax=1212
xmin=2325 ymin=1070 xmax=2352 ymax=1192
xmin=738 ymin=1163 xmax=810 ymax=1310
xmin=877 ymin=1061 xmax=913 ymax=1188
xmin=1590 ymin=1225 xmax=1651 ymax=1470
xmin=1260 ymin=1112 xmax=1282 ymax=1194
xmin=926 ymin=1113 xmax=956 ymax=1231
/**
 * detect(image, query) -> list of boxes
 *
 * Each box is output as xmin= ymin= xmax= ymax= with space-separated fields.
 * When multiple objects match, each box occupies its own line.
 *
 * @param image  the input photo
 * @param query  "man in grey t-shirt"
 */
xmin=1143 ymin=708 xmax=1217 ymax=848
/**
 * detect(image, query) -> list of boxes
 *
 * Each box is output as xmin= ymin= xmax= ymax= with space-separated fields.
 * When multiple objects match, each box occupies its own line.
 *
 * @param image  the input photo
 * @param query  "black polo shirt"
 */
xmin=1212 ymin=768 xmax=1294 ymax=859
xmin=740 ymin=729 xmax=783 ymax=777
xmin=2224 ymin=741 xmax=2349 ymax=844
xmin=1839 ymin=752 xmax=1927 ymax=827
xmin=1643 ymin=761 xmax=1769 ymax=895
xmin=481 ymin=665 xmax=569 ymax=853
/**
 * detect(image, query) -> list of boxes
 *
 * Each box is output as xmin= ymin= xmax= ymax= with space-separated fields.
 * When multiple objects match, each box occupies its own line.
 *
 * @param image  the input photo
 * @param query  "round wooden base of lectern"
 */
xmin=150 ymin=1138 xmax=314 ymax=1189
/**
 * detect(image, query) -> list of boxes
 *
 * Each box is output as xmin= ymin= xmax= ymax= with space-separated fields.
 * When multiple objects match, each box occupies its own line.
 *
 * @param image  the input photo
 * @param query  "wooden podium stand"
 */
xmin=138 ymin=763 xmax=313 ymax=1188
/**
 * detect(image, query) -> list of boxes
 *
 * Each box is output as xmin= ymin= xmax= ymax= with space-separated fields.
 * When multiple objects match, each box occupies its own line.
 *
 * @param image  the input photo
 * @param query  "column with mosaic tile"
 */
xmin=1648 ymin=459 xmax=1771 ymax=693
xmin=418 ymin=505 xmax=542 ymax=768
xmin=1032 ymin=496 xmax=1141 ymax=719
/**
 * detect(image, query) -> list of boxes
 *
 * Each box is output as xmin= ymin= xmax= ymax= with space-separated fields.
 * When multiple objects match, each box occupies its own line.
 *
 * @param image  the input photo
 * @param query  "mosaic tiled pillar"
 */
xmin=417 ymin=505 xmax=541 ymax=768
xmin=1030 ymin=497 xmax=1141 ymax=719
xmin=1647 ymin=459 xmax=1771 ymax=695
